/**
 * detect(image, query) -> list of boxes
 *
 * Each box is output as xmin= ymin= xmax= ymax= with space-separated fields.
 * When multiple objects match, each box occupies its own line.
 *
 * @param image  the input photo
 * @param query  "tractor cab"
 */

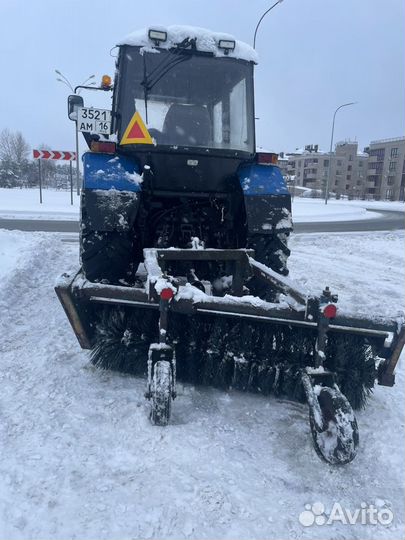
xmin=113 ymin=27 xmax=257 ymax=159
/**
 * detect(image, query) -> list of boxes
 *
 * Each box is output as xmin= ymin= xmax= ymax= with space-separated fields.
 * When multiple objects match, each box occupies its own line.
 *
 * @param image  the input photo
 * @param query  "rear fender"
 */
xmin=237 ymin=163 xmax=293 ymax=234
xmin=82 ymin=152 xmax=142 ymax=232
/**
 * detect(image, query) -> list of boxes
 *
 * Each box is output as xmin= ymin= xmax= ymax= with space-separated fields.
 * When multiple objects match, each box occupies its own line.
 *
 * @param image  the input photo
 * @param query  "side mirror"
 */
xmin=67 ymin=94 xmax=84 ymax=121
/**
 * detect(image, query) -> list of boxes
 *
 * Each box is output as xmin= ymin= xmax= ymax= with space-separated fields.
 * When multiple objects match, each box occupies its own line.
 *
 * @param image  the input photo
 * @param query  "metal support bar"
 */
xmin=159 ymin=299 xmax=170 ymax=343
xmin=315 ymin=314 xmax=330 ymax=368
xmin=155 ymin=248 xmax=255 ymax=262
xmin=378 ymin=326 xmax=405 ymax=386
xmin=89 ymin=297 xmax=159 ymax=309
xmin=75 ymin=276 xmax=398 ymax=340
xmin=71 ymin=274 xmax=398 ymax=339
xmin=249 ymin=257 xmax=308 ymax=306
xmin=79 ymin=280 xmax=149 ymax=303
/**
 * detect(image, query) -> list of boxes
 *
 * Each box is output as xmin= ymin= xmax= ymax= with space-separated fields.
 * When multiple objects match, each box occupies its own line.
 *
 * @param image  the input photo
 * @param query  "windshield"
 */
xmin=117 ymin=46 xmax=255 ymax=154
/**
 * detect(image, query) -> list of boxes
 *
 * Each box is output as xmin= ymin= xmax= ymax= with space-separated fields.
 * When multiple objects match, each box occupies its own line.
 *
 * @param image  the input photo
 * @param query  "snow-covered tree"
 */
xmin=0 ymin=129 xmax=30 ymax=187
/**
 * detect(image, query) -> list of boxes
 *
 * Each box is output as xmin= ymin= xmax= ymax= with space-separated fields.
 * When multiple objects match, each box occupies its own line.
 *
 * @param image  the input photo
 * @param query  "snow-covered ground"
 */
xmin=0 ymin=188 xmax=404 ymax=223
xmin=0 ymin=229 xmax=404 ymax=539
xmin=0 ymin=231 xmax=37 ymax=281
xmin=0 ymin=188 xmax=80 ymax=221
xmin=292 ymin=198 xmax=388 ymax=223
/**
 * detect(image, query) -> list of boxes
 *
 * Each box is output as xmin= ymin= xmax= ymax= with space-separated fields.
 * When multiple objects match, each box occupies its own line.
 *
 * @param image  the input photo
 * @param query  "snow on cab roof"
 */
xmin=117 ymin=25 xmax=258 ymax=63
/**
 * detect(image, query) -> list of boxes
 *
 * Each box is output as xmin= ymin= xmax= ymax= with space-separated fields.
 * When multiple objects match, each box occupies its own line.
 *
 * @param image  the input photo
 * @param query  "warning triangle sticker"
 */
xmin=120 ymin=111 xmax=153 ymax=145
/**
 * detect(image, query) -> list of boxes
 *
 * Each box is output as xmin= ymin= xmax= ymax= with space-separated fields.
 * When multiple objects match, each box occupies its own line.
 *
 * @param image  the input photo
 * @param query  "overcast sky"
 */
xmin=1 ymin=0 xmax=404 ymax=156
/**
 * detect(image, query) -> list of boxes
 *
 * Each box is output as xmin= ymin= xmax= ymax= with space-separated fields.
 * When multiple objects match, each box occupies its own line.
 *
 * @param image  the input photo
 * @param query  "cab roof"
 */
xmin=117 ymin=25 xmax=258 ymax=63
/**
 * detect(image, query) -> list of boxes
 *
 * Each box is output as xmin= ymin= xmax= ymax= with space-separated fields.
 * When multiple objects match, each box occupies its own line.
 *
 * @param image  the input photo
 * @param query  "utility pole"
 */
xmin=325 ymin=102 xmax=356 ymax=205
xmin=55 ymin=71 xmax=95 ymax=196
xmin=75 ymin=121 xmax=80 ymax=195
xmin=253 ymin=0 xmax=285 ymax=49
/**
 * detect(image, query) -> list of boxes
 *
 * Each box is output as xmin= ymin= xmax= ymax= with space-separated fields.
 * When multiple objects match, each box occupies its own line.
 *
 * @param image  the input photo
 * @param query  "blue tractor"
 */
xmin=56 ymin=26 xmax=404 ymax=464
xmin=79 ymin=27 xmax=292 ymax=289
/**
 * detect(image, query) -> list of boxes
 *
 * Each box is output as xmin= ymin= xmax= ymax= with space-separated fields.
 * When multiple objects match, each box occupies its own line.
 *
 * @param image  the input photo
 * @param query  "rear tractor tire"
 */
xmin=247 ymin=232 xmax=290 ymax=276
xmin=81 ymin=230 xmax=139 ymax=285
xmin=246 ymin=232 xmax=291 ymax=300
xmin=150 ymin=360 xmax=173 ymax=427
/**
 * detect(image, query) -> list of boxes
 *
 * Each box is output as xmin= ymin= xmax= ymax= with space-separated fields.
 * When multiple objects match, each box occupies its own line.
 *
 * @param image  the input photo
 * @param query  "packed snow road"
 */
xmin=0 ymin=229 xmax=404 ymax=539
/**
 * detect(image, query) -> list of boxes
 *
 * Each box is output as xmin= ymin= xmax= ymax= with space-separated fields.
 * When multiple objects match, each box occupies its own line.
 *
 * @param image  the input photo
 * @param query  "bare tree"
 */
xmin=12 ymin=131 xmax=30 ymax=166
xmin=0 ymin=129 xmax=31 ymax=187
xmin=0 ymin=128 xmax=15 ymax=162
xmin=0 ymin=129 xmax=30 ymax=168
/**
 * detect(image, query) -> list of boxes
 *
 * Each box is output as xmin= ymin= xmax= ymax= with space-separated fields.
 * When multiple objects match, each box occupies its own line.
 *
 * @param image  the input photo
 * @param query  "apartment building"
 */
xmin=365 ymin=137 xmax=405 ymax=200
xmin=333 ymin=141 xmax=369 ymax=198
xmin=286 ymin=142 xmax=367 ymax=197
xmin=277 ymin=152 xmax=289 ymax=178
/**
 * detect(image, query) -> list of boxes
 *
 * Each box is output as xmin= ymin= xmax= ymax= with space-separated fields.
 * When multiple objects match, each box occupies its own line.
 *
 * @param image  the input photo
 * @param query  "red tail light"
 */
xmin=90 ymin=141 xmax=116 ymax=154
xmin=160 ymin=288 xmax=174 ymax=301
xmin=256 ymin=152 xmax=278 ymax=165
xmin=323 ymin=304 xmax=337 ymax=319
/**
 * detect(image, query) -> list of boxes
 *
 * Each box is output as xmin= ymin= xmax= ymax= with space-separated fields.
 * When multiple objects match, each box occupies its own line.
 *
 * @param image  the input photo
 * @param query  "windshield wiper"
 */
xmin=140 ymin=41 xmax=195 ymax=123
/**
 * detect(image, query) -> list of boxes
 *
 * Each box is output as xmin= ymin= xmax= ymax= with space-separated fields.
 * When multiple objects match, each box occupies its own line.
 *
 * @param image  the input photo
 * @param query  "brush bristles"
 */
xmin=90 ymin=306 xmax=377 ymax=410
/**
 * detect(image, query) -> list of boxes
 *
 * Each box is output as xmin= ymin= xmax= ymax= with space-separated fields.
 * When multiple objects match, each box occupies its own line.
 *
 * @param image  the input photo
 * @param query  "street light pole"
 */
xmin=253 ymin=0 xmax=284 ymax=49
xmin=324 ymin=102 xmax=356 ymax=205
xmin=55 ymin=71 xmax=96 ymax=195
xmin=75 ymin=119 xmax=80 ymax=195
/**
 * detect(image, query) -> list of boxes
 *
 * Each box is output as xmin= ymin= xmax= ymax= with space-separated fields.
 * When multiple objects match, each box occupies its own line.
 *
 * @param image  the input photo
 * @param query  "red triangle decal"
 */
xmin=120 ymin=111 xmax=153 ymax=145
xmin=127 ymin=121 xmax=145 ymax=140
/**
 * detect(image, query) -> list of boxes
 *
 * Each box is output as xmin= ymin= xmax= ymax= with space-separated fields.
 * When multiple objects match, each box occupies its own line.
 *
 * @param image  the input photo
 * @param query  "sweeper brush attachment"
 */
xmin=56 ymin=247 xmax=405 ymax=465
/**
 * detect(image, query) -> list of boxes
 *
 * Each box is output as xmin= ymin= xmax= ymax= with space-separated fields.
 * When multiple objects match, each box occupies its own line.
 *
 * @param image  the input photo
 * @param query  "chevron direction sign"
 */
xmin=33 ymin=150 xmax=76 ymax=161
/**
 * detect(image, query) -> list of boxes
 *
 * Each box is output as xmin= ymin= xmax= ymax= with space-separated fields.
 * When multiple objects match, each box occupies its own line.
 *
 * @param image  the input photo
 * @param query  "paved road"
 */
xmin=0 ymin=209 xmax=403 ymax=234
xmin=294 ymin=209 xmax=404 ymax=233
xmin=0 ymin=219 xmax=79 ymax=233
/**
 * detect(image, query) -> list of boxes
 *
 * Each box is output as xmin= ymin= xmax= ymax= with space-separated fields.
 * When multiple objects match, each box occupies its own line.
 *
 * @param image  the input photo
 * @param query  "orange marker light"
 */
xmin=101 ymin=75 xmax=112 ymax=89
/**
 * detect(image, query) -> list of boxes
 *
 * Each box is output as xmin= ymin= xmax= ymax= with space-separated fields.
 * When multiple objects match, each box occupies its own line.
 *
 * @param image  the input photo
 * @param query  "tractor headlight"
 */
xmin=218 ymin=39 xmax=236 ymax=54
xmin=148 ymin=29 xmax=168 ymax=45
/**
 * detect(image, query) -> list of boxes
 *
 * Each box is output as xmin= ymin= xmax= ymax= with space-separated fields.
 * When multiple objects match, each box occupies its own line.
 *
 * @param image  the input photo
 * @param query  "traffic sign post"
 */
xmin=69 ymin=161 xmax=73 ymax=205
xmin=33 ymin=149 xmax=77 ymax=204
xmin=38 ymin=159 xmax=42 ymax=204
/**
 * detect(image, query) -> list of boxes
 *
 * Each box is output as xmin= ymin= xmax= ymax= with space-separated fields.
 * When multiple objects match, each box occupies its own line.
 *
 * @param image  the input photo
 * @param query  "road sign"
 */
xmin=77 ymin=107 xmax=112 ymax=135
xmin=33 ymin=150 xmax=77 ymax=160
